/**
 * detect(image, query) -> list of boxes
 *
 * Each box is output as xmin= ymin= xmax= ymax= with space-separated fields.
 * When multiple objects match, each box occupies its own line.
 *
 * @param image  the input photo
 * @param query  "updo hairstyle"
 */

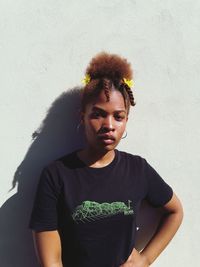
xmin=81 ymin=51 xmax=136 ymax=114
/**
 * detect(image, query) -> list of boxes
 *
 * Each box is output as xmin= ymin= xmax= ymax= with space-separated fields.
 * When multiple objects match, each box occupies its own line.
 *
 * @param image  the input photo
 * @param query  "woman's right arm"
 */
xmin=32 ymin=230 xmax=63 ymax=267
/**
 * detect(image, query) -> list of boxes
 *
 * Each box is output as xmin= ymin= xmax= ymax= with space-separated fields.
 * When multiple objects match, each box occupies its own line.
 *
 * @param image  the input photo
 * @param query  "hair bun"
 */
xmin=85 ymin=51 xmax=133 ymax=81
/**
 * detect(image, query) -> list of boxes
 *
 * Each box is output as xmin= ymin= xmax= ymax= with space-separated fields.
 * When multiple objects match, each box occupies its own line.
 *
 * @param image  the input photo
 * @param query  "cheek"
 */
xmin=84 ymin=119 xmax=100 ymax=133
xmin=117 ymin=123 xmax=127 ymax=138
xmin=117 ymin=121 xmax=127 ymax=131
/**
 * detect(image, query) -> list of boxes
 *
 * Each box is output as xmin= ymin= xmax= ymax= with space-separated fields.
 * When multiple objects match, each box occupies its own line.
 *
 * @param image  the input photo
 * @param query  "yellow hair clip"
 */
xmin=82 ymin=74 xmax=91 ymax=85
xmin=123 ymin=78 xmax=134 ymax=88
xmin=81 ymin=75 xmax=134 ymax=88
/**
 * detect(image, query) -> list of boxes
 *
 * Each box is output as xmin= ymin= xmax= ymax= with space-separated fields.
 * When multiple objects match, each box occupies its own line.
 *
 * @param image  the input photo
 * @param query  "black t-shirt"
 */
xmin=29 ymin=149 xmax=173 ymax=267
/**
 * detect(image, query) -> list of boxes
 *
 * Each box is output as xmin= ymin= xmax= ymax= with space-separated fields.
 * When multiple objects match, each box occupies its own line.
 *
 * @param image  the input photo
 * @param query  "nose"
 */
xmin=102 ymin=116 xmax=115 ymax=132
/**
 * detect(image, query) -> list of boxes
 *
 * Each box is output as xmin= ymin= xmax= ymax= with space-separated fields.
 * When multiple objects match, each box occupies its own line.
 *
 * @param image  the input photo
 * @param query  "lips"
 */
xmin=98 ymin=134 xmax=116 ymax=145
xmin=98 ymin=134 xmax=115 ymax=141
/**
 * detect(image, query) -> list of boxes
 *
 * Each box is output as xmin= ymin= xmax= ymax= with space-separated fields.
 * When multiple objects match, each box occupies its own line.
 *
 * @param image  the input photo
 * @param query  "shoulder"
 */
xmin=39 ymin=150 xmax=79 ymax=184
xmin=117 ymin=149 xmax=149 ymax=175
xmin=118 ymin=149 xmax=147 ymax=166
xmin=44 ymin=150 xmax=79 ymax=171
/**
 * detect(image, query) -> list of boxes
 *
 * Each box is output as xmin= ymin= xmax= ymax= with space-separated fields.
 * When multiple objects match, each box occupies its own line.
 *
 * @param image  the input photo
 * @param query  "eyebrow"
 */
xmin=92 ymin=106 xmax=126 ymax=113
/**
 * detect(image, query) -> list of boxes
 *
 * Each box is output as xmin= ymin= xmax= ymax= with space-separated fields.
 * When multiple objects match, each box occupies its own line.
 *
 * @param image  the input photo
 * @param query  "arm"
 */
xmin=140 ymin=191 xmax=184 ymax=265
xmin=32 ymin=230 xmax=63 ymax=267
xmin=120 ymin=192 xmax=184 ymax=266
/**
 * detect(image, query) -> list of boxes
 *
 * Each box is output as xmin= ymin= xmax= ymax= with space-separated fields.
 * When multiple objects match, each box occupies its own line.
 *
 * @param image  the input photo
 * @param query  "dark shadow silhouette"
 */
xmin=0 ymin=87 xmax=86 ymax=267
xmin=0 ymin=86 xmax=165 ymax=266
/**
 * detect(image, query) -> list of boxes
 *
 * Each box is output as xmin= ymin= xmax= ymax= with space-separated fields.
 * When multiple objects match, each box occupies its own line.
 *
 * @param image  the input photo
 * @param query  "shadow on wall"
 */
xmin=0 ymin=87 xmax=165 ymax=267
xmin=0 ymin=87 xmax=86 ymax=267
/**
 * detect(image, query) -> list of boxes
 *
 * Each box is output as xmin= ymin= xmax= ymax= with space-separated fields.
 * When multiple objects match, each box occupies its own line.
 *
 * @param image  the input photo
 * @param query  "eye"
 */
xmin=115 ymin=115 xmax=125 ymax=121
xmin=91 ymin=111 xmax=101 ymax=118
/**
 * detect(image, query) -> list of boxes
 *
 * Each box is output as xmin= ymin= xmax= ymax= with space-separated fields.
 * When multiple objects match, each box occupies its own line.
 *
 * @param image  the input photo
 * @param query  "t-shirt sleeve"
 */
xmin=143 ymin=158 xmax=173 ymax=207
xmin=29 ymin=165 xmax=62 ymax=232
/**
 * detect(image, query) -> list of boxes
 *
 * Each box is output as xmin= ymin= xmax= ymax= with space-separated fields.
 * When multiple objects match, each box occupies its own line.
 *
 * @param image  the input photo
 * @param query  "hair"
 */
xmin=80 ymin=51 xmax=136 ymax=114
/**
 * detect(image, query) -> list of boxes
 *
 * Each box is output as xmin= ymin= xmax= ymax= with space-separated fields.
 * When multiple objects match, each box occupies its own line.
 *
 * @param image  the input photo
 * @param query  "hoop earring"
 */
xmin=122 ymin=131 xmax=127 ymax=139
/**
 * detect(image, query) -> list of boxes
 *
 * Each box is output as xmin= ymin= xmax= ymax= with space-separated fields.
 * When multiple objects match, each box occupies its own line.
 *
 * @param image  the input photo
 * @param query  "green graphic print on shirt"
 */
xmin=71 ymin=200 xmax=134 ymax=223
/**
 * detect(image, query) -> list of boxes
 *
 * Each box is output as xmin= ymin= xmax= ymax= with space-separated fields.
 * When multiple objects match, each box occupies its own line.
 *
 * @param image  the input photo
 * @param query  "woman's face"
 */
xmin=81 ymin=89 xmax=128 ymax=152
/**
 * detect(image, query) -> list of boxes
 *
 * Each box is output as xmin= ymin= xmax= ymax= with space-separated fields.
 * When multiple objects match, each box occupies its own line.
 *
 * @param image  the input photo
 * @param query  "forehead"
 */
xmin=87 ymin=90 xmax=126 ymax=112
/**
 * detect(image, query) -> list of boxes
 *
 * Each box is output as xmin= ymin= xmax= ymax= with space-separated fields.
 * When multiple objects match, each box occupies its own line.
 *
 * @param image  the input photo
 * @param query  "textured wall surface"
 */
xmin=0 ymin=1 xmax=199 ymax=266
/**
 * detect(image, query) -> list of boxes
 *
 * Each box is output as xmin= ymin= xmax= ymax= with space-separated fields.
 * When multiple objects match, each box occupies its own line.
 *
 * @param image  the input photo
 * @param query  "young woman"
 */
xmin=29 ymin=52 xmax=183 ymax=267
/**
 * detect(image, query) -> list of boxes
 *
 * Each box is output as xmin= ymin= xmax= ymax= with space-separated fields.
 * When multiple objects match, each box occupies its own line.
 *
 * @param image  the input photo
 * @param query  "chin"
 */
xmin=88 ymin=139 xmax=119 ymax=152
xmin=99 ymin=143 xmax=118 ymax=152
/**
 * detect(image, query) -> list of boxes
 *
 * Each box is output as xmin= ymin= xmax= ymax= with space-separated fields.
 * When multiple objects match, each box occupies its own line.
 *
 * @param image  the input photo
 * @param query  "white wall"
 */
xmin=0 ymin=1 xmax=199 ymax=266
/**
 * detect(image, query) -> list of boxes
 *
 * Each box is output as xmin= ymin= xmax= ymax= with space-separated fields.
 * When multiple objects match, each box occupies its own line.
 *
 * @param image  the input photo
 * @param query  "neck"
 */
xmin=77 ymin=146 xmax=115 ymax=168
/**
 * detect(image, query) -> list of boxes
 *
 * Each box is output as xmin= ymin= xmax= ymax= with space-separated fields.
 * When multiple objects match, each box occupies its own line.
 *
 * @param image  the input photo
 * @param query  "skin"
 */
xmin=77 ymin=89 xmax=129 ymax=167
xmin=119 ymin=193 xmax=183 ymax=267
xmin=32 ymin=88 xmax=183 ymax=267
xmin=32 ymin=231 xmax=63 ymax=267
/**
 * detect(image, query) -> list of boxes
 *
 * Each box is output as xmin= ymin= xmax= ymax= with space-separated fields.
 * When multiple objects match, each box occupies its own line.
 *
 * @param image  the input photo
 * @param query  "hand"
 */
xmin=119 ymin=248 xmax=149 ymax=267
